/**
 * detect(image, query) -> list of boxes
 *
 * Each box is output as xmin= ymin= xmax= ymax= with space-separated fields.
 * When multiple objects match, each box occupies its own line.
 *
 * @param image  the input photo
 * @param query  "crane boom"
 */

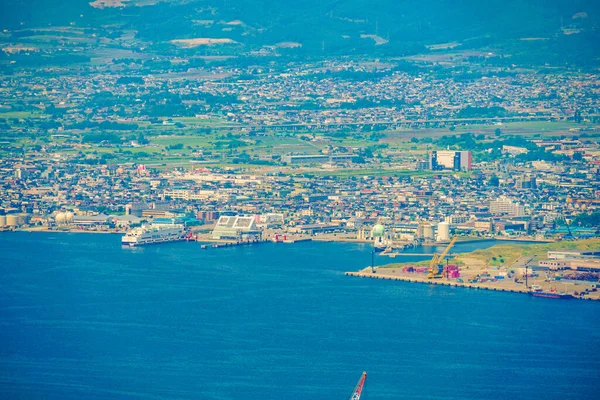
xmin=439 ymin=236 xmax=458 ymax=260
xmin=428 ymin=236 xmax=458 ymax=278
xmin=349 ymin=372 xmax=367 ymax=400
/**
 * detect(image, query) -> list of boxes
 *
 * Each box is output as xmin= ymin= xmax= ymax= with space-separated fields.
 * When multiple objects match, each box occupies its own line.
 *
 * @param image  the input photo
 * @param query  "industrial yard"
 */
xmin=348 ymin=238 xmax=600 ymax=300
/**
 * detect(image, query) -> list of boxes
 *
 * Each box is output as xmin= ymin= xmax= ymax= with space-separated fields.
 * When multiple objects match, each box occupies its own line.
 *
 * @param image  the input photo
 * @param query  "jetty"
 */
xmin=200 ymin=239 xmax=266 ymax=249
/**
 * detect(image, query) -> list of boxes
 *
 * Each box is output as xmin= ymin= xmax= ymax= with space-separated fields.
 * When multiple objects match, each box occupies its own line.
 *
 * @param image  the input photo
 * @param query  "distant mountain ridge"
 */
xmin=1 ymin=0 xmax=599 ymax=65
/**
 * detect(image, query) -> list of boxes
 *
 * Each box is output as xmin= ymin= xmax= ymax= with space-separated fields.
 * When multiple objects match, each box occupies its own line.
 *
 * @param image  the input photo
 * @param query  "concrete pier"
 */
xmin=344 ymin=271 xmax=600 ymax=301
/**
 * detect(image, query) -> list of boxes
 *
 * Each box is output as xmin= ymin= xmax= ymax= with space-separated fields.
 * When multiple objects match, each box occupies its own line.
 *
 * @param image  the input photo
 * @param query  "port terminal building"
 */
xmin=211 ymin=216 xmax=262 ymax=241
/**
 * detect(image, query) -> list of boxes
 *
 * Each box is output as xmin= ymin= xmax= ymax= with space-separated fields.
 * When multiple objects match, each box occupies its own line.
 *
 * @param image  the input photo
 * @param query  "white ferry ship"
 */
xmin=122 ymin=222 xmax=186 ymax=246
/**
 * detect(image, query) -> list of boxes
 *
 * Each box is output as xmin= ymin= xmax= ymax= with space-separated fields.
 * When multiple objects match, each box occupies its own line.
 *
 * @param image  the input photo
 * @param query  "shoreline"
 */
xmin=345 ymin=269 xmax=600 ymax=302
xmin=13 ymin=228 xmax=122 ymax=235
xmin=4 ymin=229 xmax=598 ymax=301
xmin=5 ymin=229 xmax=557 ymax=246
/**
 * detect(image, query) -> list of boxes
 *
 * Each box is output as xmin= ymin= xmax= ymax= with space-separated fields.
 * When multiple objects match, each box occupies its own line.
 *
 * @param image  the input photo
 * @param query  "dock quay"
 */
xmin=344 ymin=270 xmax=600 ymax=301
xmin=280 ymin=238 xmax=312 ymax=244
xmin=200 ymin=239 xmax=266 ymax=249
xmin=199 ymin=237 xmax=313 ymax=249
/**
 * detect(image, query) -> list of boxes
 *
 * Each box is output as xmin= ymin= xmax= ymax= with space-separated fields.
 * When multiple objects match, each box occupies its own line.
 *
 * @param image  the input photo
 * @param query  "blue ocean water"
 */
xmin=0 ymin=232 xmax=599 ymax=400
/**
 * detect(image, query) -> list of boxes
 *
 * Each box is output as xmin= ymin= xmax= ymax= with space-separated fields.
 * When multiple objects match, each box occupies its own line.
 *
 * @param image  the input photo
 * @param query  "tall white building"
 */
xmin=429 ymin=151 xmax=472 ymax=171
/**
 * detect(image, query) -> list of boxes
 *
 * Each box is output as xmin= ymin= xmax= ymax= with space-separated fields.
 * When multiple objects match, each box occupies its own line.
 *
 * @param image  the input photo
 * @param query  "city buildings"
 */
xmin=490 ymin=196 xmax=525 ymax=217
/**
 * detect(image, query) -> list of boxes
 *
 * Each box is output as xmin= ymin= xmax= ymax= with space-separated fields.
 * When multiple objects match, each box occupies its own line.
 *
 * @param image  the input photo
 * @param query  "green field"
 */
xmin=3 ymin=119 xmax=596 ymax=171
xmin=0 ymin=111 xmax=47 ymax=119
xmin=382 ymin=238 xmax=600 ymax=269
xmin=308 ymin=168 xmax=450 ymax=178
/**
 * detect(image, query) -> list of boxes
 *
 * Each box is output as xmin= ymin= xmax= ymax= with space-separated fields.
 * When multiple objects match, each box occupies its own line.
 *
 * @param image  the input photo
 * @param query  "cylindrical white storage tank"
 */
xmin=65 ymin=211 xmax=74 ymax=223
xmin=437 ymin=222 xmax=450 ymax=241
xmin=6 ymin=215 xmax=20 ymax=226
xmin=0 ymin=215 xmax=6 ymax=226
xmin=55 ymin=212 xmax=66 ymax=224
xmin=423 ymin=224 xmax=434 ymax=240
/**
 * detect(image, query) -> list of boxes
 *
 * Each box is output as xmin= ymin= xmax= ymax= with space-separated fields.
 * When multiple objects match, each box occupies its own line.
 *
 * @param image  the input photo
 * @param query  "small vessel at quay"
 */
xmin=529 ymin=285 xmax=573 ymax=299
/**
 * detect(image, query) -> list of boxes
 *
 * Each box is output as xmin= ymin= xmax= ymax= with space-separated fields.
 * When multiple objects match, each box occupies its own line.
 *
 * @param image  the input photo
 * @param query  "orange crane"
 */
xmin=428 ymin=236 xmax=458 ymax=279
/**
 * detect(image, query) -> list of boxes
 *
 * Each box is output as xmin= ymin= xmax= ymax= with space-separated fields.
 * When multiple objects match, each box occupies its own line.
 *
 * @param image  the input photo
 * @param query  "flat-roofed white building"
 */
xmin=211 ymin=215 xmax=262 ymax=241
xmin=429 ymin=150 xmax=472 ymax=171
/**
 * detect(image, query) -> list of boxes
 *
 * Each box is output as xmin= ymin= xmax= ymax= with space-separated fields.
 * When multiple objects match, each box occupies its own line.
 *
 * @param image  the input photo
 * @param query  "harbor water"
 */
xmin=1 ymin=232 xmax=599 ymax=399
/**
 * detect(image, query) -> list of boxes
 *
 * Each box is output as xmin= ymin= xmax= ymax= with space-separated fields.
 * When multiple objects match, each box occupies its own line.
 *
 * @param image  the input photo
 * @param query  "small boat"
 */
xmin=373 ymin=244 xmax=386 ymax=252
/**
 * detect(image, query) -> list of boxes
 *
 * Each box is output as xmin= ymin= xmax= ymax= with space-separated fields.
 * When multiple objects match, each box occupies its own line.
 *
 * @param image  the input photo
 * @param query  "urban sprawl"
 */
xmin=2 ymin=50 xmax=600 ymax=295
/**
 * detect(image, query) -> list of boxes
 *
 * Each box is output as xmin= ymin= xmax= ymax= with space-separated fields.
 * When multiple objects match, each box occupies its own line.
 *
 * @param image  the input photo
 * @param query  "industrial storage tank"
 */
xmin=55 ymin=212 xmax=66 ymax=224
xmin=437 ymin=221 xmax=450 ymax=242
xmin=55 ymin=212 xmax=73 ymax=225
xmin=372 ymin=224 xmax=385 ymax=237
xmin=417 ymin=221 xmax=435 ymax=240
xmin=422 ymin=223 xmax=434 ymax=240
xmin=6 ymin=215 xmax=21 ymax=227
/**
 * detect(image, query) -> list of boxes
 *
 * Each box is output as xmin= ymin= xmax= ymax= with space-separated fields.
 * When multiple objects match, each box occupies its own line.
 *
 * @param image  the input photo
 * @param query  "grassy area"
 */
xmin=380 ymin=120 xmax=591 ymax=141
xmin=449 ymin=121 xmax=586 ymax=137
xmin=171 ymin=117 xmax=232 ymax=127
xmin=0 ymin=111 xmax=46 ymax=119
xmin=6 ymin=119 xmax=595 ymax=167
xmin=151 ymin=135 xmax=218 ymax=148
xmin=309 ymin=168 xmax=450 ymax=178
xmin=455 ymin=238 xmax=600 ymax=267
xmin=382 ymin=238 xmax=600 ymax=269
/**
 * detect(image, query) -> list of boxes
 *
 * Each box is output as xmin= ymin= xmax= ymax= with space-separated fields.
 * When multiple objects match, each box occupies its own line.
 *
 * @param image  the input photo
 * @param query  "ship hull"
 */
xmin=124 ymin=236 xmax=185 ymax=247
xmin=530 ymin=292 xmax=573 ymax=299
xmin=122 ymin=224 xmax=185 ymax=247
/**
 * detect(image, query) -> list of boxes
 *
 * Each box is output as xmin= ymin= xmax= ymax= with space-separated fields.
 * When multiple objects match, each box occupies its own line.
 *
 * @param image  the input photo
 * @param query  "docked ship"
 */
xmin=529 ymin=291 xmax=573 ymax=299
xmin=122 ymin=222 xmax=186 ymax=246
xmin=529 ymin=285 xmax=573 ymax=300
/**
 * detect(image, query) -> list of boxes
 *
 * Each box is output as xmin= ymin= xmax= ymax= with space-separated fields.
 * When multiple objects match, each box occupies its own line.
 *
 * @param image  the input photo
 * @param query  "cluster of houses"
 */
xmin=2 ymin=148 xmax=598 ymax=242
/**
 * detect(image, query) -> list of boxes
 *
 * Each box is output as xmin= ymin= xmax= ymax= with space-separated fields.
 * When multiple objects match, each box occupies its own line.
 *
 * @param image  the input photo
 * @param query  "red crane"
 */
xmin=349 ymin=372 xmax=367 ymax=400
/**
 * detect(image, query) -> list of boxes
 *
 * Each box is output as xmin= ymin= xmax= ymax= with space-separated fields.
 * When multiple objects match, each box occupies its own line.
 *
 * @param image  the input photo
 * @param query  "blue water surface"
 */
xmin=0 ymin=232 xmax=599 ymax=400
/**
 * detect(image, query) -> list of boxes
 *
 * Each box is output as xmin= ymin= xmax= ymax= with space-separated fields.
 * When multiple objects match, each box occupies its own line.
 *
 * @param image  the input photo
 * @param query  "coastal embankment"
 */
xmin=345 ymin=269 xmax=600 ymax=301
